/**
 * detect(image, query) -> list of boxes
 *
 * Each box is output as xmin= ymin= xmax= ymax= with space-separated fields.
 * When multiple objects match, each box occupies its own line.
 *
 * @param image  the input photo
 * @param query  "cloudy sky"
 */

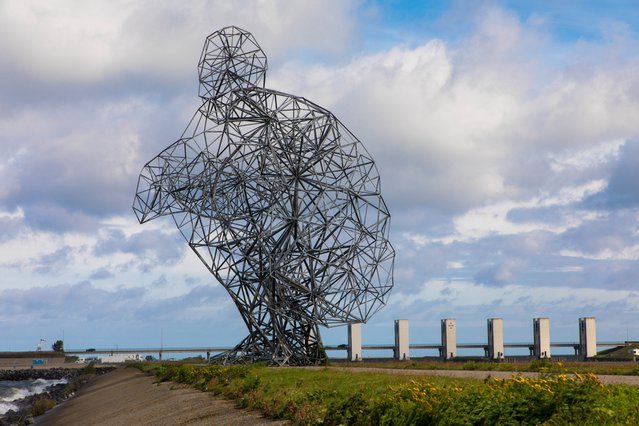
xmin=2 ymin=0 xmax=639 ymax=354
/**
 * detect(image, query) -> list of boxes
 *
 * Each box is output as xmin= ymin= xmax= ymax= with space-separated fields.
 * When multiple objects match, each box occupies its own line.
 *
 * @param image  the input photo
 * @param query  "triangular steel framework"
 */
xmin=133 ymin=26 xmax=395 ymax=365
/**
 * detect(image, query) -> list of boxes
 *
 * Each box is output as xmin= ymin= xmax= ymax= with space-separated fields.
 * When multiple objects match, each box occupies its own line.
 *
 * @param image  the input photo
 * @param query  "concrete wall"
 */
xmin=348 ymin=323 xmax=362 ymax=362
xmin=441 ymin=319 xmax=456 ymax=359
xmin=579 ymin=317 xmax=597 ymax=359
xmin=0 ymin=357 xmax=67 ymax=368
xmin=394 ymin=319 xmax=410 ymax=360
xmin=487 ymin=318 xmax=504 ymax=360
xmin=533 ymin=317 xmax=551 ymax=359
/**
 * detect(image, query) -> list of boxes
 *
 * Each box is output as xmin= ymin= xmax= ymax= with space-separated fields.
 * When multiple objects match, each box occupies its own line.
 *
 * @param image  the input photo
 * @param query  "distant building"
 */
xmin=75 ymin=356 xmax=99 ymax=364
xmin=98 ymin=353 xmax=142 ymax=363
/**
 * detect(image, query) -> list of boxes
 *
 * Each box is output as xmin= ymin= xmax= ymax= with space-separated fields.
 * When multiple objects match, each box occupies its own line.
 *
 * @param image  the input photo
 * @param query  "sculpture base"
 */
xmin=210 ymin=335 xmax=327 ymax=366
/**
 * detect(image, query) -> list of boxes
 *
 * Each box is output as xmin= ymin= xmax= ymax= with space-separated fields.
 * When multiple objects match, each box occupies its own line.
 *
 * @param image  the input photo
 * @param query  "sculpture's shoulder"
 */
xmin=225 ymin=87 xmax=335 ymax=122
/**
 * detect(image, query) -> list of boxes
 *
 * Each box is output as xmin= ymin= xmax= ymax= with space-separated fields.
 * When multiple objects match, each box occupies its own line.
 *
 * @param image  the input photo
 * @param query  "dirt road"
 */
xmin=35 ymin=368 xmax=288 ymax=426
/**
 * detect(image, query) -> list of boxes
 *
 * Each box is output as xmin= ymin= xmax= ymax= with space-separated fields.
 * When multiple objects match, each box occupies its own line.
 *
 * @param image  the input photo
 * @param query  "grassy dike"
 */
xmin=136 ymin=362 xmax=639 ymax=425
xmin=335 ymin=359 xmax=639 ymax=375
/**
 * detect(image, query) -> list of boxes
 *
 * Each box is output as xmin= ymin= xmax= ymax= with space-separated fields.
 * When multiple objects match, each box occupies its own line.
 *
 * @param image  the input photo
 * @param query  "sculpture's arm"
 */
xmin=132 ymin=132 xmax=213 ymax=224
xmin=132 ymin=135 xmax=193 ymax=223
xmin=132 ymin=155 xmax=173 ymax=224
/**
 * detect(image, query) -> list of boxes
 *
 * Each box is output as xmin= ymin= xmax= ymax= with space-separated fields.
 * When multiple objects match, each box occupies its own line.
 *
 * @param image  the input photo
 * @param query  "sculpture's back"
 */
xmin=133 ymin=26 xmax=394 ymax=365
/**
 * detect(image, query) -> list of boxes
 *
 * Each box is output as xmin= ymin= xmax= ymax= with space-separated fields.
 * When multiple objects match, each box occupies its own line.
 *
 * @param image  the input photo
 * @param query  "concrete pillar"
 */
xmin=348 ymin=323 xmax=363 ymax=362
xmin=533 ymin=317 xmax=551 ymax=359
xmin=579 ymin=317 xmax=597 ymax=359
xmin=487 ymin=318 xmax=504 ymax=360
xmin=441 ymin=319 xmax=456 ymax=360
xmin=394 ymin=319 xmax=410 ymax=360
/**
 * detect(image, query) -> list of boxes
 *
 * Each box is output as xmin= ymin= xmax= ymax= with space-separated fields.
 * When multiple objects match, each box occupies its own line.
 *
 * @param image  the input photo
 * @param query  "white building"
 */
xmin=98 ymin=353 xmax=143 ymax=363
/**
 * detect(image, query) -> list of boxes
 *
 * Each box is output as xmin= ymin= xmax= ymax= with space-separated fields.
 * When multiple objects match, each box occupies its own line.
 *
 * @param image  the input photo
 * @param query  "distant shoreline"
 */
xmin=0 ymin=352 xmax=65 ymax=359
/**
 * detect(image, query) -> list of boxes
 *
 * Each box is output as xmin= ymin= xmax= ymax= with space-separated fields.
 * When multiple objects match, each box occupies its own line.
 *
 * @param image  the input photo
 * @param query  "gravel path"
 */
xmin=35 ymin=368 xmax=288 ymax=426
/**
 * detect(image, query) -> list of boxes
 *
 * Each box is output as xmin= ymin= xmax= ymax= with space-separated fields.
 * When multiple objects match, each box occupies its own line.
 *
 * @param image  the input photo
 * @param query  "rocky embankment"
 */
xmin=0 ymin=368 xmax=83 ymax=382
xmin=0 ymin=366 xmax=115 ymax=426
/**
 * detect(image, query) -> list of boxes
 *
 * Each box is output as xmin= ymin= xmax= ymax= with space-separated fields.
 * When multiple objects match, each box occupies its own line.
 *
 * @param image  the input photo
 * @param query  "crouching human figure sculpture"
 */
xmin=133 ymin=26 xmax=394 ymax=365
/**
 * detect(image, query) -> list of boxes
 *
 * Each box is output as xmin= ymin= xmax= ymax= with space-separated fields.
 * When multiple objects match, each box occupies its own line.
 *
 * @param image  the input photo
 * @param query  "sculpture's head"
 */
xmin=198 ymin=26 xmax=268 ymax=100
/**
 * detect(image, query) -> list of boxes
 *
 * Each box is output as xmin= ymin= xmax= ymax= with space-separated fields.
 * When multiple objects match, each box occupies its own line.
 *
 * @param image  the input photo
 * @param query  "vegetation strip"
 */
xmin=136 ymin=362 xmax=639 ymax=425
xmin=331 ymin=358 xmax=639 ymax=375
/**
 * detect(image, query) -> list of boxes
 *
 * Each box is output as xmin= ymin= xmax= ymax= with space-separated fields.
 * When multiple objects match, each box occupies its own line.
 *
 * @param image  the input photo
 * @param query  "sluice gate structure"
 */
xmin=61 ymin=316 xmax=632 ymax=362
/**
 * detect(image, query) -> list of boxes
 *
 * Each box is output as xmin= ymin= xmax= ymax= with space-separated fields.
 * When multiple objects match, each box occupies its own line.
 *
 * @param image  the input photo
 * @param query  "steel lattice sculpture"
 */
xmin=133 ymin=26 xmax=394 ymax=365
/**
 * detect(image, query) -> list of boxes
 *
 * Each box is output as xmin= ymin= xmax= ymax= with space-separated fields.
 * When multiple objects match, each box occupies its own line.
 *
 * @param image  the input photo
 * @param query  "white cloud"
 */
xmin=391 ymin=279 xmax=639 ymax=311
xmin=402 ymin=179 xmax=607 ymax=246
xmin=549 ymin=139 xmax=624 ymax=173
xmin=560 ymin=245 xmax=639 ymax=261
xmin=446 ymin=261 xmax=464 ymax=270
xmin=0 ymin=212 xmax=215 ymax=300
xmin=268 ymin=7 xmax=639 ymax=217
xmin=0 ymin=0 xmax=359 ymax=83
xmin=0 ymin=207 xmax=24 ymax=220
xmin=451 ymin=180 xmax=607 ymax=242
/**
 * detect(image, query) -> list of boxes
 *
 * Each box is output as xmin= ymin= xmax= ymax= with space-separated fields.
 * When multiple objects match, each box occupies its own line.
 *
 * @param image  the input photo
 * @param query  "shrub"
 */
xmin=385 ymin=373 xmax=610 ymax=425
xmin=241 ymin=375 xmax=261 ymax=392
xmin=324 ymin=392 xmax=369 ymax=426
xmin=80 ymin=362 xmax=96 ymax=375
xmin=461 ymin=361 xmax=481 ymax=370
xmin=30 ymin=397 xmax=56 ymax=417
xmin=529 ymin=358 xmax=553 ymax=372
xmin=138 ymin=363 xmax=639 ymax=425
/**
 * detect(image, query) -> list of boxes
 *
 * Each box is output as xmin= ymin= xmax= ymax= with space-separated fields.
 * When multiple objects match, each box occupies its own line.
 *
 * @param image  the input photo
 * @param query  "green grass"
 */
xmin=136 ymin=362 xmax=639 ymax=425
xmin=137 ymin=362 xmax=469 ymax=423
xmin=334 ymin=358 xmax=639 ymax=375
xmin=595 ymin=344 xmax=639 ymax=359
